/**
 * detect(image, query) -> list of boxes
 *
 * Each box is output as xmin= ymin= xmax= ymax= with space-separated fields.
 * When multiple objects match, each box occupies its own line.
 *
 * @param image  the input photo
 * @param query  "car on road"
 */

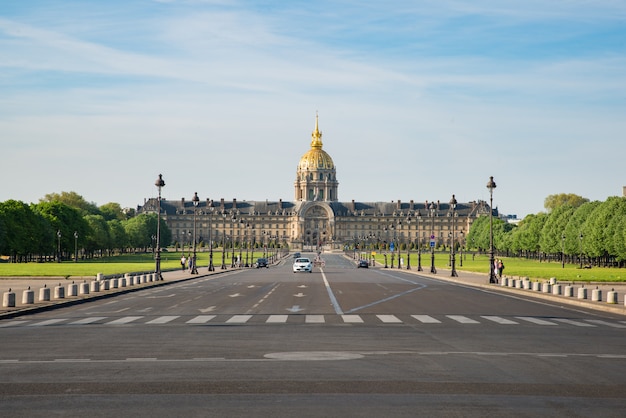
xmin=293 ymin=257 xmax=313 ymax=273
xmin=292 ymin=252 xmax=301 ymax=259
xmin=256 ymin=258 xmax=269 ymax=268
xmin=357 ymin=259 xmax=369 ymax=268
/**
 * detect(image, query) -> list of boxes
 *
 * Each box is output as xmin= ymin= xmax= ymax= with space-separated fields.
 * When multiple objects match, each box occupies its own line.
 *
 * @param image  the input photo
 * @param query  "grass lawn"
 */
xmin=0 ymin=250 xmax=267 ymax=277
xmin=368 ymin=251 xmax=626 ymax=283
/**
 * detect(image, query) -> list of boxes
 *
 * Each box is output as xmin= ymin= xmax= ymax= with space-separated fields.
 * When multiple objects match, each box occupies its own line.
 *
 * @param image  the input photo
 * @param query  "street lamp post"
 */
xmin=561 ymin=233 xmax=566 ymax=269
xmin=154 ymin=174 xmax=165 ymax=280
xmin=416 ymin=210 xmax=422 ymax=271
xmin=406 ymin=217 xmax=411 ymax=270
xmin=191 ymin=192 xmax=199 ymax=274
xmin=487 ymin=176 xmax=497 ymax=284
xmin=221 ymin=213 xmax=227 ymax=269
xmin=579 ymin=233 xmax=584 ymax=269
xmin=450 ymin=194 xmax=458 ymax=277
xmin=231 ymin=216 xmax=237 ymax=268
xmin=73 ymin=231 xmax=78 ymax=263
xmin=208 ymin=206 xmax=215 ymax=271
xmin=57 ymin=230 xmax=61 ymax=263
xmin=459 ymin=231 xmax=464 ymax=267
xmin=429 ymin=202 xmax=437 ymax=274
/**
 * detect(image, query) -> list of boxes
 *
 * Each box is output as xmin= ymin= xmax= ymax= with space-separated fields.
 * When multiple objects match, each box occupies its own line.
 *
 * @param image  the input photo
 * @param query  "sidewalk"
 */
xmin=0 ymin=267 xmax=229 ymax=319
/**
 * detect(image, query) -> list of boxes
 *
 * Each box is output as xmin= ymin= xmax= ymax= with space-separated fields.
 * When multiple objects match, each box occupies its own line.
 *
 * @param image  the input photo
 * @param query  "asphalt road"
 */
xmin=1 ymin=253 xmax=625 ymax=417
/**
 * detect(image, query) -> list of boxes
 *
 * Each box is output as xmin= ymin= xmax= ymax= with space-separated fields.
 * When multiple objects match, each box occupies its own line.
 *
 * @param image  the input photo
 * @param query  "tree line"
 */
xmin=466 ymin=194 xmax=626 ymax=267
xmin=0 ymin=192 xmax=172 ymax=262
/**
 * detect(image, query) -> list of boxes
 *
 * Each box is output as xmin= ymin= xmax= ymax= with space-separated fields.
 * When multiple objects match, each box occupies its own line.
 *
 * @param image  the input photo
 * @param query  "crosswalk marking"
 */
xmin=411 ymin=315 xmax=441 ymax=324
xmin=69 ymin=317 xmax=107 ymax=325
xmin=516 ymin=317 xmax=558 ymax=326
xmin=447 ymin=315 xmax=480 ymax=324
xmin=27 ymin=319 xmax=66 ymax=327
xmin=146 ymin=316 xmax=180 ymax=324
xmin=3 ymin=314 xmax=625 ymax=328
xmin=186 ymin=315 xmax=216 ymax=324
xmin=342 ymin=315 xmax=364 ymax=323
xmin=226 ymin=315 xmax=252 ymax=324
xmin=306 ymin=315 xmax=325 ymax=324
xmin=106 ymin=316 xmax=144 ymax=325
xmin=266 ymin=315 xmax=288 ymax=323
xmin=586 ymin=320 xmax=626 ymax=329
xmin=552 ymin=318 xmax=596 ymax=327
xmin=481 ymin=316 xmax=519 ymax=325
xmin=0 ymin=320 xmax=30 ymax=328
xmin=377 ymin=315 xmax=402 ymax=323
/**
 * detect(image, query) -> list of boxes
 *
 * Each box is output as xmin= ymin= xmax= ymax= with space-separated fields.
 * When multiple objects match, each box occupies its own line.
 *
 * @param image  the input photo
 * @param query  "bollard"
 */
xmin=578 ymin=286 xmax=587 ymax=300
xmin=501 ymin=277 xmax=508 ymax=287
xmin=552 ymin=284 xmax=562 ymax=296
xmin=101 ymin=280 xmax=110 ymax=291
xmin=54 ymin=284 xmax=65 ymax=299
xmin=79 ymin=281 xmax=89 ymax=295
xmin=39 ymin=285 xmax=51 ymax=301
xmin=516 ymin=279 xmax=524 ymax=289
xmin=96 ymin=273 xmax=104 ymax=281
xmin=564 ymin=285 xmax=574 ymax=297
xmin=111 ymin=278 xmax=118 ymax=289
xmin=22 ymin=287 xmax=35 ymax=304
xmin=120 ymin=278 xmax=127 ymax=288
xmin=591 ymin=288 xmax=601 ymax=301
xmin=523 ymin=279 xmax=531 ymax=290
xmin=607 ymin=289 xmax=618 ymax=304
xmin=532 ymin=281 xmax=541 ymax=291
xmin=542 ymin=282 xmax=551 ymax=293
xmin=549 ymin=277 xmax=557 ymax=285
xmin=90 ymin=280 xmax=100 ymax=293
xmin=67 ymin=281 xmax=78 ymax=297
xmin=3 ymin=289 xmax=16 ymax=308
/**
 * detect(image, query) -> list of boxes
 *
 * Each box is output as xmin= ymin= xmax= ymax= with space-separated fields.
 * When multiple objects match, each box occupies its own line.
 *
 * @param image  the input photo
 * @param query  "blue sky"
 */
xmin=1 ymin=0 xmax=625 ymax=218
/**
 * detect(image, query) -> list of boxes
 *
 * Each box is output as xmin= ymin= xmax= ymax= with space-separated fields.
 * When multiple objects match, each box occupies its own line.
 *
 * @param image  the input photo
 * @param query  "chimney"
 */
xmin=410 ymin=200 xmax=414 ymax=210
xmin=278 ymin=199 xmax=283 ymax=209
xmin=220 ymin=198 xmax=225 ymax=209
xmin=351 ymin=200 xmax=356 ymax=211
xmin=233 ymin=198 xmax=237 ymax=209
xmin=397 ymin=200 xmax=401 ymax=210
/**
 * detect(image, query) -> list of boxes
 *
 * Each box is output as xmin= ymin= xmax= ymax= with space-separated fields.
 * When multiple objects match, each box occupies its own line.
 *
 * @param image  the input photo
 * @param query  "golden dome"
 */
xmin=298 ymin=114 xmax=335 ymax=171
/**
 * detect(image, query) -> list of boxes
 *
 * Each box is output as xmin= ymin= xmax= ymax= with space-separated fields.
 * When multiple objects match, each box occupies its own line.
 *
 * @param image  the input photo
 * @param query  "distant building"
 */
xmin=138 ymin=115 xmax=494 ymax=251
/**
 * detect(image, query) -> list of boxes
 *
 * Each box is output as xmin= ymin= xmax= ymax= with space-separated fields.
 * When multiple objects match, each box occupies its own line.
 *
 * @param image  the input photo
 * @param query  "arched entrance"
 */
xmin=300 ymin=203 xmax=334 ymax=252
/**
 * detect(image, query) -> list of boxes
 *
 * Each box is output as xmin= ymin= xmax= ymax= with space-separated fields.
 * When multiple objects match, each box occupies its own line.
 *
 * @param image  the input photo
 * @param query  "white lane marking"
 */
xmin=552 ymin=318 xmax=596 ymax=327
xmin=377 ymin=315 xmax=402 ymax=323
xmin=266 ymin=315 xmax=288 ymax=323
xmin=27 ymin=319 xmax=67 ymax=327
xmin=306 ymin=315 xmax=325 ymax=324
xmin=68 ymin=317 xmax=107 ymax=325
xmin=186 ymin=315 xmax=216 ymax=324
xmin=321 ymin=268 xmax=344 ymax=315
xmin=146 ymin=316 xmax=180 ymax=324
xmin=341 ymin=315 xmax=363 ymax=323
xmin=411 ymin=315 xmax=441 ymax=324
xmin=226 ymin=315 xmax=252 ymax=324
xmin=481 ymin=316 xmax=519 ymax=325
xmin=447 ymin=315 xmax=480 ymax=324
xmin=106 ymin=316 xmax=144 ymax=325
xmin=516 ymin=317 xmax=558 ymax=326
xmin=585 ymin=319 xmax=626 ymax=328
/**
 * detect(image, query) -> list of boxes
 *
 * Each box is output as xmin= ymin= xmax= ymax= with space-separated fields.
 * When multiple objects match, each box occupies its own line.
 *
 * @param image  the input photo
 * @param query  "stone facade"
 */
xmin=138 ymin=116 xmax=493 ymax=251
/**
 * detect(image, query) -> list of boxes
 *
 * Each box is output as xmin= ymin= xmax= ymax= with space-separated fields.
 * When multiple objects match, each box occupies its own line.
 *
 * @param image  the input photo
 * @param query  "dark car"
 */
xmin=256 ymin=258 xmax=268 ymax=268
xmin=357 ymin=260 xmax=369 ymax=268
xmin=292 ymin=252 xmax=301 ymax=259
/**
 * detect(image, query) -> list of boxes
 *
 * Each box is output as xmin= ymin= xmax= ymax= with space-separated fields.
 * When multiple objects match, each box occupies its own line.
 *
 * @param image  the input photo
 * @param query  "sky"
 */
xmin=1 ymin=0 xmax=625 ymax=218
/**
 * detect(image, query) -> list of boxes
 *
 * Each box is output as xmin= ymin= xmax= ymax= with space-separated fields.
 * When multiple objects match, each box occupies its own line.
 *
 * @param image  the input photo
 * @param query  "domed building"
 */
xmin=138 ymin=115 xmax=493 ymax=258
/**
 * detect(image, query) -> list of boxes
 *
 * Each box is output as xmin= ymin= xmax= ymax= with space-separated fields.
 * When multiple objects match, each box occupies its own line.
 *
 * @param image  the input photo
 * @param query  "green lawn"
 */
xmin=368 ymin=251 xmax=626 ymax=283
xmin=0 ymin=250 xmax=268 ymax=277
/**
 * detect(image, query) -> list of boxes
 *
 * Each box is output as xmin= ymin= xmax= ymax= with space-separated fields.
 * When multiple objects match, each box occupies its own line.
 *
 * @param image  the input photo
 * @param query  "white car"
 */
xmin=293 ymin=257 xmax=313 ymax=273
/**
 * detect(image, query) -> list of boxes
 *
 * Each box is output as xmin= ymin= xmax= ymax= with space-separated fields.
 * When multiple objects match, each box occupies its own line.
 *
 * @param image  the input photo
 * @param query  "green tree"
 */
xmin=83 ymin=214 xmax=111 ymax=258
xmin=107 ymin=219 xmax=128 ymax=254
xmin=544 ymin=193 xmax=589 ymax=212
xmin=41 ymin=191 xmax=100 ymax=216
xmin=123 ymin=213 xmax=171 ymax=251
xmin=34 ymin=201 xmax=89 ymax=259
xmin=0 ymin=200 xmax=52 ymax=261
xmin=99 ymin=202 xmax=127 ymax=221
xmin=539 ymin=205 xmax=576 ymax=255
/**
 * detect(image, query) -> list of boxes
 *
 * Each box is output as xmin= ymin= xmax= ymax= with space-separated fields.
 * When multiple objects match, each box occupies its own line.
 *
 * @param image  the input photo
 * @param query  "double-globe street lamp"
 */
xmin=208 ymin=206 xmax=215 ymax=271
xmin=449 ymin=194 xmax=458 ymax=277
xmin=154 ymin=174 xmax=165 ymax=280
xmin=487 ymin=176 xmax=497 ymax=284
xmin=191 ymin=192 xmax=199 ymax=274
xmin=429 ymin=202 xmax=437 ymax=274
xmin=74 ymin=231 xmax=79 ymax=263
xmin=415 ymin=210 xmax=423 ymax=271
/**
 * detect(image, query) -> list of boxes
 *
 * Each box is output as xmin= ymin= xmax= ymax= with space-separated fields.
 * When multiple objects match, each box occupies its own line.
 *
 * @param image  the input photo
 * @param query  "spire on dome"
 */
xmin=310 ymin=112 xmax=323 ymax=149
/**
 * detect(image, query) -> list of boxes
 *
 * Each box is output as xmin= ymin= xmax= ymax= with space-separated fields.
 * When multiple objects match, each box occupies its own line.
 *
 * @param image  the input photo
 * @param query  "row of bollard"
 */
xmin=2 ymin=273 xmax=157 ymax=308
xmin=500 ymin=276 xmax=622 ymax=306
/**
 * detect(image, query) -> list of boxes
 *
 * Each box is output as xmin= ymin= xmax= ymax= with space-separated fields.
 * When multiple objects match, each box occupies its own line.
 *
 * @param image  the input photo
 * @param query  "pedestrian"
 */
xmin=494 ymin=259 xmax=499 ymax=277
xmin=498 ymin=260 xmax=504 ymax=278
xmin=181 ymin=255 xmax=186 ymax=271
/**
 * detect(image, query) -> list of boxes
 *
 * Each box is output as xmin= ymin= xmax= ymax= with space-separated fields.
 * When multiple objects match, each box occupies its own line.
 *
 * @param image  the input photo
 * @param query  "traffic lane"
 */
xmin=324 ymin=266 xmax=626 ymax=319
xmin=2 ymin=326 xmax=625 ymax=392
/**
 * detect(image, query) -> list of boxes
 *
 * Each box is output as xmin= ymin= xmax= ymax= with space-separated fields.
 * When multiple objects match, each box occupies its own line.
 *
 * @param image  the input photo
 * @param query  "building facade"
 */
xmin=138 ymin=116 xmax=493 ymax=252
